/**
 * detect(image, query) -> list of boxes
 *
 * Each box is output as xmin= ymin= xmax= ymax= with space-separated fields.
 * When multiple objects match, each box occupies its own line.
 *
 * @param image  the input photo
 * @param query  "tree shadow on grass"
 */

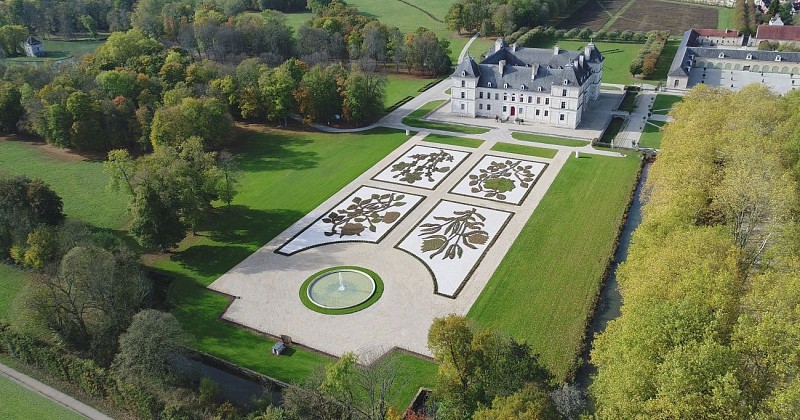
xmin=233 ymin=129 xmax=319 ymax=173
xmin=171 ymin=244 xmax=256 ymax=280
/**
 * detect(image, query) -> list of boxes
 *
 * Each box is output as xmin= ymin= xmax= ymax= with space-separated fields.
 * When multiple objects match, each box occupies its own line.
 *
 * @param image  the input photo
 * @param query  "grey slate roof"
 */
xmin=669 ymin=29 xmax=800 ymax=78
xmin=458 ymin=42 xmax=602 ymax=90
xmin=454 ymin=56 xmax=481 ymax=77
xmin=25 ymin=36 xmax=42 ymax=46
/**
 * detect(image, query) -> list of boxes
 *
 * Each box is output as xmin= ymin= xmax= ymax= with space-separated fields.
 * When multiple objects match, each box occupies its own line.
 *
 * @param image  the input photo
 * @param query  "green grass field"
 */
xmin=651 ymin=93 xmax=682 ymax=115
xmin=491 ymin=142 xmax=557 ymax=159
xmin=639 ymin=120 xmax=665 ymax=149
xmin=465 ymin=37 xmax=496 ymax=60
xmin=150 ymin=126 xmax=437 ymax=405
xmin=0 ymin=264 xmax=27 ymax=322
xmin=402 ymin=100 xmax=490 ymax=134
xmin=717 ymin=7 xmax=735 ymax=30
xmin=283 ymin=11 xmax=313 ymax=29
xmin=422 ymin=133 xmax=484 ymax=148
xmin=650 ymin=40 xmax=681 ymax=82
xmin=0 ymin=139 xmax=129 ymax=230
xmin=0 ymin=375 xmax=85 ymax=420
xmin=385 ymin=74 xmax=440 ymax=108
xmin=468 ymin=152 xmax=640 ymax=380
xmin=347 ymin=0 xmax=449 ymax=37
xmin=511 ymin=132 xmax=589 ymax=147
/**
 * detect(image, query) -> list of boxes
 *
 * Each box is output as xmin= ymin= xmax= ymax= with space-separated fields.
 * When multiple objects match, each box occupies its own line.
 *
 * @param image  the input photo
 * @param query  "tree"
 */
xmin=0 ymin=82 xmax=22 ymax=133
xmin=295 ymin=64 xmax=345 ymax=124
xmin=473 ymin=384 xmax=558 ymax=419
xmin=26 ymin=245 xmax=150 ymax=364
xmin=341 ymin=70 xmax=386 ymax=126
xmin=114 ymin=309 xmax=191 ymax=387
xmin=0 ymin=24 xmax=26 ymax=56
xmin=129 ymin=179 xmax=186 ymax=250
xmin=149 ymin=97 xmax=232 ymax=150
xmin=79 ymin=15 xmax=98 ymax=39
xmin=0 ymin=176 xmax=64 ymax=254
xmin=261 ymin=58 xmax=306 ymax=125
xmin=216 ymin=151 xmax=240 ymax=207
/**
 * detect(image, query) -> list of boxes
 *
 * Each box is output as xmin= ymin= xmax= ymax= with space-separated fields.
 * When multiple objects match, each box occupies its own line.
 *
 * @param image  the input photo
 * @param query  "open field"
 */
xmin=0 ymin=264 xmax=27 ymax=321
xmin=557 ymin=0 xmax=630 ymax=31
xmin=640 ymin=120 xmax=665 ymax=148
xmin=347 ymin=0 xmax=449 ymax=37
xmin=511 ymin=132 xmax=590 ymax=147
xmin=528 ymin=39 xmax=643 ymax=85
xmin=718 ymin=7 xmax=735 ymax=30
xmin=651 ymin=93 xmax=682 ymax=114
xmin=0 ymin=138 xmax=129 ymax=230
xmin=650 ymin=40 xmax=681 ymax=81
xmin=402 ymin=100 xmax=490 ymax=134
xmin=465 ymin=37 xmax=496 ymax=61
xmin=423 ymin=133 xmax=485 ymax=148
xmin=0 ymin=375 xmax=85 ymax=420
xmin=282 ymin=11 xmax=313 ymax=29
xmin=151 ymin=126 xmax=437 ymax=403
xmin=491 ymin=142 xmax=557 ymax=159
xmin=610 ymin=0 xmax=718 ymax=34
xmin=385 ymin=74 xmax=440 ymax=108
xmin=468 ymin=152 xmax=640 ymax=380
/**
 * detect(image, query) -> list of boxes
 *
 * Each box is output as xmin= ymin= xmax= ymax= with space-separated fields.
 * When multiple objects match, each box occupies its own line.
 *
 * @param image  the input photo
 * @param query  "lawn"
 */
xmin=639 ymin=120 xmax=665 ymax=149
xmin=490 ymin=142 xmax=557 ymax=159
xmin=385 ymin=73 xmax=440 ymax=109
xmin=465 ymin=37 xmax=496 ymax=61
xmin=402 ymin=100 xmax=490 ymax=134
xmin=423 ymin=133 xmax=484 ymax=148
xmin=3 ymin=39 xmax=104 ymax=63
xmin=282 ymin=11 xmax=313 ymax=30
xmin=718 ymin=7 xmax=735 ymax=30
xmin=151 ymin=126 xmax=437 ymax=406
xmin=0 ymin=138 xmax=129 ymax=230
xmin=0 ymin=264 xmax=27 ymax=322
xmin=650 ymin=40 xmax=681 ymax=82
xmin=651 ymin=93 xmax=682 ymax=115
xmin=529 ymin=39 xmax=644 ymax=85
xmin=0 ymin=375 xmax=85 ymax=420
xmin=511 ymin=132 xmax=589 ymax=147
xmin=346 ymin=0 xmax=449 ymax=37
xmin=468 ymin=152 xmax=640 ymax=381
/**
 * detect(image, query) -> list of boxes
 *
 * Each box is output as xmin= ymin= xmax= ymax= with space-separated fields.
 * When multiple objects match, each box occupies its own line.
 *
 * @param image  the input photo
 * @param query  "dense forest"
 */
xmin=590 ymin=85 xmax=800 ymax=417
xmin=445 ymin=0 xmax=578 ymax=36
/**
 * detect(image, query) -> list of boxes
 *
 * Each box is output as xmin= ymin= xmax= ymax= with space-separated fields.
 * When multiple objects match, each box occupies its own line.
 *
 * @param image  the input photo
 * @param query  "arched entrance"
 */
xmin=510 ymin=106 xmax=516 ymax=116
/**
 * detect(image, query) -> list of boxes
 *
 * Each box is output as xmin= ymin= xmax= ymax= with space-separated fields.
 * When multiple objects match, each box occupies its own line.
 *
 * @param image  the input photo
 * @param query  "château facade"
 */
xmin=450 ymin=38 xmax=603 ymax=129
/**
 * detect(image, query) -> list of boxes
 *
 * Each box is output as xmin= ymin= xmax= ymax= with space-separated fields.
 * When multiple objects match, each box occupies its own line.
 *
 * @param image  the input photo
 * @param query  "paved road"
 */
xmin=0 ymin=362 xmax=113 ymax=420
xmin=458 ymin=33 xmax=480 ymax=64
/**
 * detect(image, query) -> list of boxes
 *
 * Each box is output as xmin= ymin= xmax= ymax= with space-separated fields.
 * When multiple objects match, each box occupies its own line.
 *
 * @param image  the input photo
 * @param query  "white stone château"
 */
xmin=450 ymin=38 xmax=603 ymax=129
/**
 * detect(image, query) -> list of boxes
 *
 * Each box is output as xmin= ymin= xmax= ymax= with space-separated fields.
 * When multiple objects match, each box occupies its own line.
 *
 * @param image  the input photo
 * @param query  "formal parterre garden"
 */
xmin=0 ymin=118 xmax=640 ymax=402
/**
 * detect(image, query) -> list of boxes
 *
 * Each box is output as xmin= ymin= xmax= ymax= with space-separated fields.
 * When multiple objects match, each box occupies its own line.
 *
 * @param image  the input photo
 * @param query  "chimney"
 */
xmin=584 ymin=43 xmax=594 ymax=58
xmin=499 ymin=59 xmax=506 ymax=76
xmin=511 ymin=43 xmax=517 ymax=52
xmin=579 ymin=54 xmax=585 ymax=66
xmin=495 ymin=37 xmax=505 ymax=53
xmin=553 ymin=45 xmax=560 ymax=55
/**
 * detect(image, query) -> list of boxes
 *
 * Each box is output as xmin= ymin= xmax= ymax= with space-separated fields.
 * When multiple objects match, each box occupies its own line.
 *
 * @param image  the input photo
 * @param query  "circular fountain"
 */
xmin=304 ymin=268 xmax=378 ymax=311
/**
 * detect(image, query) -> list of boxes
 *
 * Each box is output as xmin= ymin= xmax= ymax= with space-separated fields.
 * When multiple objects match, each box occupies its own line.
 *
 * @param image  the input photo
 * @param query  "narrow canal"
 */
xmin=576 ymin=160 xmax=651 ymax=390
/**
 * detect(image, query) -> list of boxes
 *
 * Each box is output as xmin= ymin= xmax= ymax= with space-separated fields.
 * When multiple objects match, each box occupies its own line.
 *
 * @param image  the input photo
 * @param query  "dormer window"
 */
xmin=776 ymin=55 xmax=782 ymax=62
xmin=563 ymin=79 xmax=569 ymax=85
xmin=520 ymin=84 xmax=526 ymax=90
xmin=718 ymin=52 xmax=724 ymax=58
xmin=504 ymin=83 xmax=509 ymax=89
xmin=746 ymin=53 xmax=753 ymax=60
xmin=461 ymin=70 xmax=466 ymax=77
xmin=487 ymin=81 xmax=492 ymax=88
xmin=537 ymin=86 xmax=543 ymax=92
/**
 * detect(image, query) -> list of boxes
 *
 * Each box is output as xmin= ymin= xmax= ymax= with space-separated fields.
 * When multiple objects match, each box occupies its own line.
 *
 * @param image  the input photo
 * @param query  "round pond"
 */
xmin=306 ymin=269 xmax=376 ymax=310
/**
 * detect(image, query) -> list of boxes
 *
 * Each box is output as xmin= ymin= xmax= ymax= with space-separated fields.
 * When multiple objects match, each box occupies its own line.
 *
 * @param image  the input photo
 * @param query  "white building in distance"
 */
xmin=450 ymin=38 xmax=603 ymax=129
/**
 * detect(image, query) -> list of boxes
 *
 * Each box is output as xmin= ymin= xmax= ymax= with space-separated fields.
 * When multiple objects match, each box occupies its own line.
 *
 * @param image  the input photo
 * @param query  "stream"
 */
xmin=576 ymin=160 xmax=651 ymax=390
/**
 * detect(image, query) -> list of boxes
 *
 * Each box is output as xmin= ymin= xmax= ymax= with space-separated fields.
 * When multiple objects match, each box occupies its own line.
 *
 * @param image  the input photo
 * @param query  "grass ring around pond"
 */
xmin=299 ymin=266 xmax=384 ymax=315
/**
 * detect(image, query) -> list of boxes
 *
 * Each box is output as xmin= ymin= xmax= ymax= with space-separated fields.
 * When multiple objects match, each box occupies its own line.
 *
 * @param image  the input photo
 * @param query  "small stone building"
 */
xmin=23 ymin=36 xmax=45 ymax=57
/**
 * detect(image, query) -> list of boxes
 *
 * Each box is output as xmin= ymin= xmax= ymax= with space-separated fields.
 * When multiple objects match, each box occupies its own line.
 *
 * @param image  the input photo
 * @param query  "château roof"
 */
xmin=756 ymin=24 xmax=800 ymax=41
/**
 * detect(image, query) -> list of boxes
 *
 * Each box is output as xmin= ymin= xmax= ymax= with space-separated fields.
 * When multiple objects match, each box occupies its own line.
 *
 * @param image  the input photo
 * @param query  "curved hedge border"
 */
xmin=299 ymin=266 xmax=384 ymax=315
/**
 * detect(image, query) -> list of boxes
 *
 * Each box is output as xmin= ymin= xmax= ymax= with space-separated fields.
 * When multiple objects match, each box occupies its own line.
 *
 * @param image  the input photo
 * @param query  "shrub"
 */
xmin=629 ymin=31 xmax=669 ymax=77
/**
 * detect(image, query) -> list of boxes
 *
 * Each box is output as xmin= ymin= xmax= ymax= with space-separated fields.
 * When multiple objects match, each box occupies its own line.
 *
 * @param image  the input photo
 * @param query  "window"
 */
xmin=503 ymin=94 xmax=507 ymax=101
xmin=461 ymin=70 xmax=466 ymax=77
xmin=535 ymin=109 xmax=540 ymax=116
xmin=536 ymin=97 xmax=541 ymax=104
xmin=479 ymin=92 xmax=484 ymax=99
xmin=519 ymin=107 xmax=523 ymax=114
xmin=674 ymin=79 xmax=679 ymax=87
xmin=511 ymin=95 xmax=516 ymax=101
xmin=519 ymin=96 xmax=523 ymax=102
xmin=504 ymin=83 xmax=509 ymax=89
xmin=502 ymin=106 xmax=507 ymax=112
xmin=487 ymin=104 xmax=492 ymax=110
xmin=746 ymin=54 xmax=752 ymax=60
xmin=561 ymin=101 xmax=566 ymax=109
xmin=461 ymin=92 xmax=465 ymax=99
xmin=563 ymin=79 xmax=568 ymax=85
xmin=461 ymin=80 xmax=466 ymax=87
xmin=562 ymin=89 xmax=567 ymax=96
xmin=479 ymin=104 xmax=483 ymax=110
xmin=559 ymin=114 xmax=565 ymax=121
xmin=537 ymin=86 xmax=543 ymax=92
xmin=718 ymin=52 xmax=725 ymax=59
xmin=776 ymin=55 xmax=782 ymax=62
xmin=545 ymin=98 xmax=550 ymax=105
xmin=488 ymin=81 xmax=493 ymax=87
xmin=521 ymin=84 xmax=526 ymax=90
xmin=495 ymin=93 xmax=499 ymax=100
xmin=460 ymin=103 xmax=465 ymax=110
xmin=544 ymin=110 xmax=548 ymax=116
